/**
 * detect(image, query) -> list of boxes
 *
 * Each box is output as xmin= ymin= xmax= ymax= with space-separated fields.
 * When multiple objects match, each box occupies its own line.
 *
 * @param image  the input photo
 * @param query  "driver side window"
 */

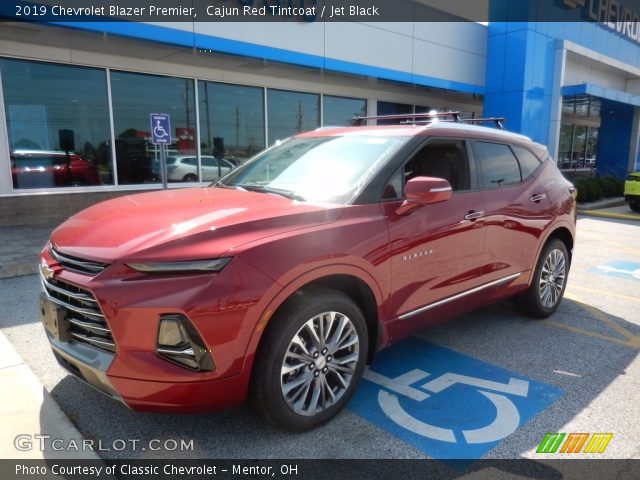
xmin=382 ymin=139 xmax=472 ymax=199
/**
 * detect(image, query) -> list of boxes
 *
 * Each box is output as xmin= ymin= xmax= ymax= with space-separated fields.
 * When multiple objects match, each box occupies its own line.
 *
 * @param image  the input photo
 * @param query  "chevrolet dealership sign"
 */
xmin=563 ymin=0 xmax=640 ymax=43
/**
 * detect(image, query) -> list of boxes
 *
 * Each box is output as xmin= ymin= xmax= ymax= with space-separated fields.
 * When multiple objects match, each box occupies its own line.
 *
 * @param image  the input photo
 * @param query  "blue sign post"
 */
xmin=150 ymin=113 xmax=171 ymax=188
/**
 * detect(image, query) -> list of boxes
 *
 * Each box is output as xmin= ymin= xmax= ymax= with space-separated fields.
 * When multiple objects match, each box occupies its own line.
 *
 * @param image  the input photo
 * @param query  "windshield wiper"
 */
xmin=236 ymin=184 xmax=306 ymax=202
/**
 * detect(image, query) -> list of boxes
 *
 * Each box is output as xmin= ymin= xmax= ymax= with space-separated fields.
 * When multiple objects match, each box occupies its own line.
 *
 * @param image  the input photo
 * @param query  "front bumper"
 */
xmin=49 ymin=335 xmax=122 ymax=402
xmin=49 ymin=334 xmax=249 ymax=412
xmin=39 ymin=251 xmax=277 ymax=412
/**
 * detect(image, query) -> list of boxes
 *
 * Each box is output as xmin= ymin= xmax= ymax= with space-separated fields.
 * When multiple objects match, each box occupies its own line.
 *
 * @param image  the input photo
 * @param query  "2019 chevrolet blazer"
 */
xmin=39 ymin=115 xmax=576 ymax=431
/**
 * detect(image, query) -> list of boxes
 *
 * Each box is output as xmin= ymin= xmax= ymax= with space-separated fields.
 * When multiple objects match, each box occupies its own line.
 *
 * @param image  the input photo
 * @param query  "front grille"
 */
xmin=41 ymin=274 xmax=116 ymax=353
xmin=50 ymin=247 xmax=108 ymax=276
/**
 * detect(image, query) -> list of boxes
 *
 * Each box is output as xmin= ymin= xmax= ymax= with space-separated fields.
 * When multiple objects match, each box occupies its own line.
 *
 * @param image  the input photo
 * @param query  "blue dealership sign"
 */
xmin=349 ymin=338 xmax=562 ymax=461
xmin=150 ymin=113 xmax=171 ymax=145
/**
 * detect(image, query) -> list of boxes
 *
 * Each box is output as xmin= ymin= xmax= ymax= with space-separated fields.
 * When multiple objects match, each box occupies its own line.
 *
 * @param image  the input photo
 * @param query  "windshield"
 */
xmin=217 ymin=135 xmax=407 ymax=204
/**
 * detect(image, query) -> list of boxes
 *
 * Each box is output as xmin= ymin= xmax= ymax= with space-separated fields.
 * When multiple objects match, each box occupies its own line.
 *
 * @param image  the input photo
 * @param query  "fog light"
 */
xmin=156 ymin=315 xmax=214 ymax=372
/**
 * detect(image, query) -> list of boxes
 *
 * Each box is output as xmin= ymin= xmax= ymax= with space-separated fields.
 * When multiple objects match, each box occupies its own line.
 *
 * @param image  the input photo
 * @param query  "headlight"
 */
xmin=127 ymin=257 xmax=231 ymax=273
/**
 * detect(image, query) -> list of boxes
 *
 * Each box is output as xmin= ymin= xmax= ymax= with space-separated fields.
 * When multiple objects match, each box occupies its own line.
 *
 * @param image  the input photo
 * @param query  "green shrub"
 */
xmin=574 ymin=176 xmax=624 ymax=203
xmin=598 ymin=176 xmax=624 ymax=197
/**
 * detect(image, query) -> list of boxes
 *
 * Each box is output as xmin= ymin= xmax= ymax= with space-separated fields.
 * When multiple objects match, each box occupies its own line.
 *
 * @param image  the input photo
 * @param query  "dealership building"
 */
xmin=1 ymin=0 xmax=640 ymax=224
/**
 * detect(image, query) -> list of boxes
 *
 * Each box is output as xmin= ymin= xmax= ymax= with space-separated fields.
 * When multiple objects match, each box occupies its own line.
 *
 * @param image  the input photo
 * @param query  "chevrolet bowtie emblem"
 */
xmin=40 ymin=260 xmax=56 ymax=280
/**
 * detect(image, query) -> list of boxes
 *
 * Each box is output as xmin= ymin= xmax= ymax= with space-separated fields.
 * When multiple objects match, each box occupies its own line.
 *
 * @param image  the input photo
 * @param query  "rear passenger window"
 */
xmin=512 ymin=146 xmax=541 ymax=178
xmin=474 ymin=142 xmax=522 ymax=189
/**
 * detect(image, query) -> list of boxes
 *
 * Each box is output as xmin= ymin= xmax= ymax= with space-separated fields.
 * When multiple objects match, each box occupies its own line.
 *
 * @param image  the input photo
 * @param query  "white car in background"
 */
xmin=166 ymin=155 xmax=235 ymax=182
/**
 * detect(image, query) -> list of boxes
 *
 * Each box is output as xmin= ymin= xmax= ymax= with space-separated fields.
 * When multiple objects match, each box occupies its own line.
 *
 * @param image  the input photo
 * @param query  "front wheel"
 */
xmin=629 ymin=201 xmax=640 ymax=213
xmin=251 ymin=287 xmax=368 ymax=431
xmin=183 ymin=173 xmax=198 ymax=182
xmin=516 ymin=239 xmax=569 ymax=319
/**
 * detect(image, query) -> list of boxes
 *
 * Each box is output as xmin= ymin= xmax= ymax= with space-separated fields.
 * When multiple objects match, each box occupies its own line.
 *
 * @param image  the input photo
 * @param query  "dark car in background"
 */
xmin=11 ymin=150 xmax=100 ymax=189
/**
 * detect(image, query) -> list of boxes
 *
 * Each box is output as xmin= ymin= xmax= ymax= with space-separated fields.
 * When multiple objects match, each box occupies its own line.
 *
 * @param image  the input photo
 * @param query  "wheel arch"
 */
xmin=525 ymin=222 xmax=575 ymax=287
xmin=544 ymin=225 xmax=574 ymax=262
xmin=293 ymin=274 xmax=380 ymax=364
xmin=245 ymin=266 xmax=385 ymax=379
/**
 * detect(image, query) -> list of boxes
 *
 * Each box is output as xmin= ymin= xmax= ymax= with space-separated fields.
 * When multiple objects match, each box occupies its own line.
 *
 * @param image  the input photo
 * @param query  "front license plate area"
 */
xmin=39 ymin=294 xmax=71 ymax=342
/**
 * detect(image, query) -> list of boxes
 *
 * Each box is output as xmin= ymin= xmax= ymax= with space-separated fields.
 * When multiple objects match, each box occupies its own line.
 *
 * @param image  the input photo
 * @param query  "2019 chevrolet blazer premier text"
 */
xmin=39 ymin=114 xmax=576 ymax=431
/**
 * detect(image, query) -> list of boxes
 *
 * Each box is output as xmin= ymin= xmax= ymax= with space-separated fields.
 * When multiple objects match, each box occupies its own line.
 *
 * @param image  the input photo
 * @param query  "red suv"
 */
xmin=39 ymin=115 xmax=576 ymax=431
xmin=12 ymin=150 xmax=100 ymax=188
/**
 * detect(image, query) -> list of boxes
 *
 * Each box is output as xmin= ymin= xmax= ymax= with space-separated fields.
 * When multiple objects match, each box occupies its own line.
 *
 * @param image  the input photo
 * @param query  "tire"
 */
xmin=629 ymin=201 xmax=640 ymax=213
xmin=183 ymin=174 xmax=198 ymax=182
xmin=251 ymin=287 xmax=368 ymax=431
xmin=516 ymin=239 xmax=569 ymax=319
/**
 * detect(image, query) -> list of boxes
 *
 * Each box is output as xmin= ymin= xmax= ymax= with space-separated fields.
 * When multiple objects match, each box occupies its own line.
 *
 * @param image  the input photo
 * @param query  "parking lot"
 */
xmin=0 ymin=214 xmax=639 ymax=463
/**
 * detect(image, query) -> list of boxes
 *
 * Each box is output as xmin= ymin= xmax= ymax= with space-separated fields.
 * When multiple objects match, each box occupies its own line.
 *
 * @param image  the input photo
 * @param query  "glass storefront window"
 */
xmin=322 ymin=95 xmax=367 ymax=127
xmin=572 ymin=125 xmax=587 ymax=167
xmin=558 ymin=124 xmax=599 ymax=170
xmin=558 ymin=124 xmax=573 ymax=168
xmin=267 ymin=89 xmax=320 ymax=145
xmin=110 ymin=71 xmax=196 ymax=184
xmin=0 ymin=58 xmax=113 ymax=189
xmin=586 ymin=127 xmax=598 ymax=163
xmin=198 ymin=81 xmax=265 ymax=167
xmin=376 ymin=101 xmax=412 ymax=124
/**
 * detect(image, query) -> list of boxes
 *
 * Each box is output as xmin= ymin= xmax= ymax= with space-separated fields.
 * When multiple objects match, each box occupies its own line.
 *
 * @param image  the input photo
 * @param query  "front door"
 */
xmin=382 ymin=139 xmax=486 ymax=329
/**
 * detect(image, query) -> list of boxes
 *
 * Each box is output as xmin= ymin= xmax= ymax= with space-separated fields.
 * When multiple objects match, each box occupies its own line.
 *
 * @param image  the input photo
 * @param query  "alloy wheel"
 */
xmin=538 ymin=248 xmax=566 ymax=309
xmin=280 ymin=311 xmax=360 ymax=416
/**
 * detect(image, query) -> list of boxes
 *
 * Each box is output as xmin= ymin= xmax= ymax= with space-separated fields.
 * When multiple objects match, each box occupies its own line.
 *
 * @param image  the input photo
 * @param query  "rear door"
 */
xmin=382 ymin=138 xmax=486 ymax=325
xmin=472 ymin=141 xmax=553 ymax=283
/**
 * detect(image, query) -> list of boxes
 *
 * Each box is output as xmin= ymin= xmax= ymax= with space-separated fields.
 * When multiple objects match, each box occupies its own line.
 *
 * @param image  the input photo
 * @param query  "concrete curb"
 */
xmin=576 ymin=197 xmax=626 ymax=212
xmin=0 ymin=330 xmax=99 ymax=460
xmin=579 ymin=210 xmax=640 ymax=222
xmin=0 ymin=264 xmax=38 ymax=280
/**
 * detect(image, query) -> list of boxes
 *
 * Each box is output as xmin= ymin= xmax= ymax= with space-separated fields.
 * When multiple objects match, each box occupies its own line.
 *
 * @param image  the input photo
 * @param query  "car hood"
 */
xmin=51 ymin=187 xmax=344 ymax=262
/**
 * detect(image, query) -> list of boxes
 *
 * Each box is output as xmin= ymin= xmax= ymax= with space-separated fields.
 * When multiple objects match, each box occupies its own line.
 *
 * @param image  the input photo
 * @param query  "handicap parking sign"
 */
xmin=349 ymin=338 xmax=562 ymax=461
xmin=150 ymin=113 xmax=171 ymax=145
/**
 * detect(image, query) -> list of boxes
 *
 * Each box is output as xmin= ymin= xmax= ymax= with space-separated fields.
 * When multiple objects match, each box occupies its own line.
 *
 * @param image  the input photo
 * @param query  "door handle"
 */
xmin=529 ymin=194 xmax=546 ymax=203
xmin=464 ymin=210 xmax=484 ymax=221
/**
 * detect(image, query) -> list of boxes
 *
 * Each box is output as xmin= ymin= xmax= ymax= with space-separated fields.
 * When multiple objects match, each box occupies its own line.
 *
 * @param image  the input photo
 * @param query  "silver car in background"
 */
xmin=166 ymin=155 xmax=235 ymax=182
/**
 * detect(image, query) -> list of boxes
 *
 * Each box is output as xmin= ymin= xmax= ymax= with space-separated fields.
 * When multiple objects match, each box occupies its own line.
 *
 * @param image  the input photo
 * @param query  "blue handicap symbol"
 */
xmin=150 ymin=113 xmax=171 ymax=144
xmin=348 ymin=338 xmax=562 ymax=462
xmin=591 ymin=261 xmax=640 ymax=281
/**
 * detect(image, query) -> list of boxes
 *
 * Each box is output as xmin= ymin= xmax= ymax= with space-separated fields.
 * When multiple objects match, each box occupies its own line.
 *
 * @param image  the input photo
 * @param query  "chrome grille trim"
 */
xmin=41 ymin=278 xmax=98 ymax=306
xmin=67 ymin=317 xmax=111 ymax=334
xmin=40 ymin=273 xmax=115 ymax=354
xmin=40 ymin=279 xmax=104 ymax=320
xmin=70 ymin=332 xmax=116 ymax=351
xmin=50 ymin=247 xmax=108 ymax=275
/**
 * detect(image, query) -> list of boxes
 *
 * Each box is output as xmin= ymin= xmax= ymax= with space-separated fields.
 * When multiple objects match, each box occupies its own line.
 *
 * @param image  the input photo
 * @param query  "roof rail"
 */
xmin=351 ymin=111 xmax=461 ymax=126
xmin=351 ymin=111 xmax=506 ymax=130
xmin=458 ymin=117 xmax=505 ymax=130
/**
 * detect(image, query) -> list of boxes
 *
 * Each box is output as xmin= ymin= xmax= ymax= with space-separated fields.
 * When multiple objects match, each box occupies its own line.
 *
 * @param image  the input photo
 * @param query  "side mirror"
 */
xmin=396 ymin=176 xmax=452 ymax=215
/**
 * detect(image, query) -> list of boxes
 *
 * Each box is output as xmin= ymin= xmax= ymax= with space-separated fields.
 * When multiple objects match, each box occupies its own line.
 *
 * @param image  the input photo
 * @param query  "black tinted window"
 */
xmin=512 ymin=146 xmax=541 ymax=178
xmin=474 ymin=142 xmax=522 ymax=189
